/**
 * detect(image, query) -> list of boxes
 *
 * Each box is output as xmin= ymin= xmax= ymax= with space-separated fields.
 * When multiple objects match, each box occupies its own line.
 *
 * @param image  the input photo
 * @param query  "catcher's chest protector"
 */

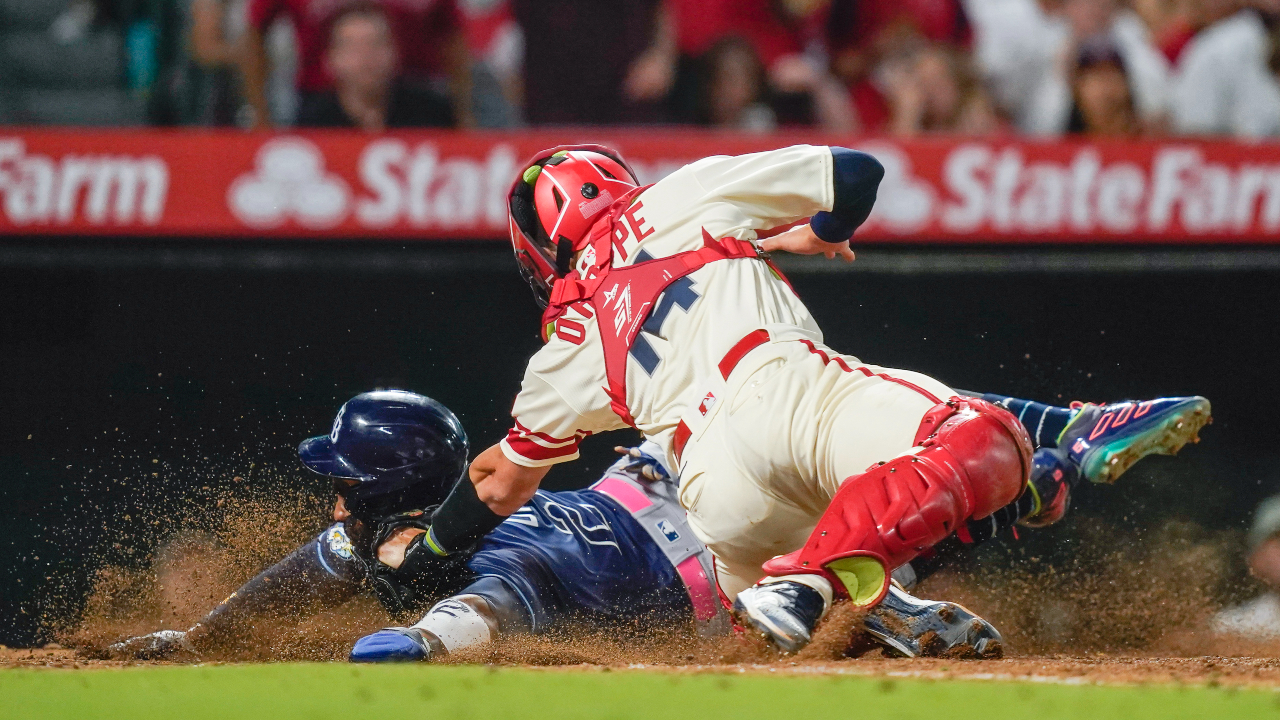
xmin=761 ymin=398 xmax=1033 ymax=608
xmin=541 ymin=195 xmax=766 ymax=426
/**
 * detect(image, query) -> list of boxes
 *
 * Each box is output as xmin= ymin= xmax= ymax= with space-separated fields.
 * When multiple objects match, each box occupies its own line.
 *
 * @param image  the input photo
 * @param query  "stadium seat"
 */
xmin=0 ymin=0 xmax=72 ymax=31
xmin=11 ymin=88 xmax=145 ymax=126
xmin=0 ymin=31 xmax=122 ymax=90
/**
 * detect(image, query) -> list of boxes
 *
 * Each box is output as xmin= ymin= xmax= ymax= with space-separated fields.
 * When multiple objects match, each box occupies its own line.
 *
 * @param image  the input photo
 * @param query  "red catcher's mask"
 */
xmin=507 ymin=145 xmax=639 ymax=308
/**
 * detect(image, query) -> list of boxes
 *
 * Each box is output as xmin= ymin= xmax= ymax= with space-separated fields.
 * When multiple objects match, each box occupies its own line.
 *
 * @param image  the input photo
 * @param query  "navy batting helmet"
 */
xmin=298 ymin=390 xmax=469 ymax=519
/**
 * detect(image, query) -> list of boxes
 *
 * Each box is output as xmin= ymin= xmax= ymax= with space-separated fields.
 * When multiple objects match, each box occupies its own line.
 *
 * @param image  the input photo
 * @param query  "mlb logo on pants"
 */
xmin=656 ymin=519 xmax=681 ymax=543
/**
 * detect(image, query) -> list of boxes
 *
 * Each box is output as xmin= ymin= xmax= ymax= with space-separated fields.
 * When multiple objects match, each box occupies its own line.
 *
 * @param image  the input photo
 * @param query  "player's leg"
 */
xmin=898 ymin=392 xmax=1212 ymax=588
xmin=732 ymin=364 xmax=1032 ymax=652
xmin=963 ymin=391 xmax=1211 ymax=485
xmin=679 ymin=348 xmax=964 ymax=600
xmin=351 ymin=576 xmax=529 ymax=662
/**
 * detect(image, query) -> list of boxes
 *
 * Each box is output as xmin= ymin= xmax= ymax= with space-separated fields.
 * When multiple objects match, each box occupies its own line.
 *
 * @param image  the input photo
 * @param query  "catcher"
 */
xmin=390 ymin=143 xmax=1212 ymax=653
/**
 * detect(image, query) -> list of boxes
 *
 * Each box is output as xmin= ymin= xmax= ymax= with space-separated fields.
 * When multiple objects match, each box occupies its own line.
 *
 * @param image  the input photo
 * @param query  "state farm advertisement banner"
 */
xmin=2 ymin=129 xmax=1280 ymax=242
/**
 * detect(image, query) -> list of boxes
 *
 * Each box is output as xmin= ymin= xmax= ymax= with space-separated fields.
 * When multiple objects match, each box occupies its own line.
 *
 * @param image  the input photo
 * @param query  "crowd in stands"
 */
xmin=5 ymin=0 xmax=1280 ymax=136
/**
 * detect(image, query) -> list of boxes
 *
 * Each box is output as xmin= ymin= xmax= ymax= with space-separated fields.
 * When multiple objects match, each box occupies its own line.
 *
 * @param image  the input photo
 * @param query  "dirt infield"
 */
xmin=7 ymin=645 xmax=1280 ymax=689
xmin=24 ymin=485 xmax=1280 ymax=690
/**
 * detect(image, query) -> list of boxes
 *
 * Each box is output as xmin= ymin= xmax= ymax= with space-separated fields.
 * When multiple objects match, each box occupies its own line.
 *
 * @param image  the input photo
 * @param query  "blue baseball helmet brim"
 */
xmin=298 ymin=435 xmax=365 ymax=479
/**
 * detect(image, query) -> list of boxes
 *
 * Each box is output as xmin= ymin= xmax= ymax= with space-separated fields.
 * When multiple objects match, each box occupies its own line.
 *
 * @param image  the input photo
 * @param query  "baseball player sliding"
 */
xmin=381 ymin=144 xmax=1212 ymax=653
xmin=113 ymin=390 xmax=1003 ymax=662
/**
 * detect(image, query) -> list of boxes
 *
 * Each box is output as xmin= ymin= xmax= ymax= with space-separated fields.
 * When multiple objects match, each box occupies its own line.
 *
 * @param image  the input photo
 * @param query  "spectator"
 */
xmin=187 ymin=0 xmax=247 ymax=125
xmin=186 ymin=0 xmax=298 ymax=126
xmin=1132 ymin=0 xmax=1198 ymax=63
xmin=1213 ymin=495 xmax=1280 ymax=639
xmin=240 ymin=0 xmax=471 ymax=128
xmin=1066 ymin=38 xmax=1139 ymax=135
xmin=1169 ymin=0 xmax=1280 ymax=136
xmin=824 ymin=0 xmax=973 ymax=130
xmin=294 ymin=3 xmax=454 ymax=130
xmin=456 ymin=0 xmax=523 ymax=126
xmin=882 ymin=44 xmax=1000 ymax=135
xmin=511 ymin=0 xmax=667 ymax=125
xmin=699 ymin=37 xmax=777 ymax=131
xmin=967 ymin=0 xmax=1170 ymax=135
xmin=663 ymin=0 xmax=856 ymax=130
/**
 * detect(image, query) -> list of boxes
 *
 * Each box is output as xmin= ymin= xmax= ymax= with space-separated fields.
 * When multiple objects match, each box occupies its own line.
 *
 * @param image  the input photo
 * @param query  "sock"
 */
xmin=960 ymin=491 xmax=1036 ymax=545
xmin=964 ymin=391 xmax=1077 ymax=449
xmin=412 ymin=596 xmax=494 ymax=654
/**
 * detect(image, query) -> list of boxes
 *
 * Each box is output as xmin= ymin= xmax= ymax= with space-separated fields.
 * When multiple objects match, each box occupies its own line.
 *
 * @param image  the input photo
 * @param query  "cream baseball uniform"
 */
xmin=500 ymin=145 xmax=954 ymax=599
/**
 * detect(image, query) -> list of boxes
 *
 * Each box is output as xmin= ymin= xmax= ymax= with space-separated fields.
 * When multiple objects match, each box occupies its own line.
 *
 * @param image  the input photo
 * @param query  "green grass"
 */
xmin=2 ymin=663 xmax=1277 ymax=720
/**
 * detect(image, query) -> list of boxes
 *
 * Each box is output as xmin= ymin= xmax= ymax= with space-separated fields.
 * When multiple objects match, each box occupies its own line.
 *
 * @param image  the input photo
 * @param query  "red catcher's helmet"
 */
xmin=508 ymin=145 xmax=639 ymax=307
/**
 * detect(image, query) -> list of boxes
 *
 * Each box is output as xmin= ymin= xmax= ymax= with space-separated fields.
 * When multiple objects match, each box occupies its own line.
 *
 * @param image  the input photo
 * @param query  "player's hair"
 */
xmin=324 ymin=1 xmax=395 ymax=47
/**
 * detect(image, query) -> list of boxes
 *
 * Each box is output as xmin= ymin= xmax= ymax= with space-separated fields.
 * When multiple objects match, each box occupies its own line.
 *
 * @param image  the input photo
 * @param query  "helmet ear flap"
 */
xmin=510 ymin=186 xmax=540 ymax=239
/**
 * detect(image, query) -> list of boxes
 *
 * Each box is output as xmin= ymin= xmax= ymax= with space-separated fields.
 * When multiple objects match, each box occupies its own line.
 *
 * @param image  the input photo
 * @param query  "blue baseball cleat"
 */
xmin=349 ymin=627 xmax=433 ymax=663
xmin=1058 ymin=396 xmax=1211 ymax=485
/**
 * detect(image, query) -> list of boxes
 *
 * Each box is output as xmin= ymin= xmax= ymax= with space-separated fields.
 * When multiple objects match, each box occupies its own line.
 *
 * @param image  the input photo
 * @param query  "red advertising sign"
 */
xmin=2 ymin=129 xmax=1279 ymax=242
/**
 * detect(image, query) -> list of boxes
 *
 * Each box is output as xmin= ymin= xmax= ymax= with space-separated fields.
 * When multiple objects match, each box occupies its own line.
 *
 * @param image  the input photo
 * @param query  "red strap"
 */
xmin=594 ymin=230 xmax=764 ymax=426
xmin=718 ymin=329 xmax=770 ymax=380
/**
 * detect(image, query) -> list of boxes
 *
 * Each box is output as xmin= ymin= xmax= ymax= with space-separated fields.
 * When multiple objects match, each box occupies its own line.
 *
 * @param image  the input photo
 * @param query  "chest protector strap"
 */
xmin=540 ymin=193 xmax=768 ymax=426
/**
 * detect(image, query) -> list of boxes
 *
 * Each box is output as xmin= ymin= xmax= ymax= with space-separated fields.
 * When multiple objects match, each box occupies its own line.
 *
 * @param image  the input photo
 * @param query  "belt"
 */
xmin=672 ymin=328 xmax=771 ymax=466
xmin=591 ymin=477 xmax=721 ymax=622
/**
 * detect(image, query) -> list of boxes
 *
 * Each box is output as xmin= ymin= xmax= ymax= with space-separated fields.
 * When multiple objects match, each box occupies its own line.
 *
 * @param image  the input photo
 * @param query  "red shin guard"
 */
xmin=760 ymin=398 xmax=1032 ymax=608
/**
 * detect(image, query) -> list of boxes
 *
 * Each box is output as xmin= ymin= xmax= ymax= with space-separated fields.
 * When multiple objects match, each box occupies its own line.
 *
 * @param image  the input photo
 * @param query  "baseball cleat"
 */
xmin=732 ymin=581 xmax=826 ymax=654
xmin=1018 ymin=449 xmax=1074 ymax=528
xmin=107 ymin=629 xmax=195 ymax=660
xmin=350 ymin=627 xmax=434 ymax=663
xmin=1057 ymin=396 xmax=1211 ymax=484
xmin=862 ymin=585 xmax=1003 ymax=659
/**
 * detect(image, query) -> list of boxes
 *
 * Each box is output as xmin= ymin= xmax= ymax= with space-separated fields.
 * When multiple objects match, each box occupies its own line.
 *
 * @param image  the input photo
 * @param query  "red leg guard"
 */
xmin=760 ymin=398 xmax=1032 ymax=608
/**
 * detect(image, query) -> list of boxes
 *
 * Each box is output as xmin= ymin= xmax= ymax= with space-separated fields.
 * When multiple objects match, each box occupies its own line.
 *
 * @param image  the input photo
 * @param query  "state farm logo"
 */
xmin=228 ymin=138 xmax=350 ymax=228
xmin=859 ymin=142 xmax=934 ymax=233
xmin=937 ymin=145 xmax=1280 ymax=235
xmin=0 ymin=138 xmax=168 ymax=226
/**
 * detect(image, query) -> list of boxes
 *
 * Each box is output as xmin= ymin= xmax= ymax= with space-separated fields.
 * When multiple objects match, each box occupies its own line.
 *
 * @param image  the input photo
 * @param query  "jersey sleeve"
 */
xmin=501 ymin=320 xmax=627 ymax=468
xmin=687 ymin=144 xmax=835 ymax=232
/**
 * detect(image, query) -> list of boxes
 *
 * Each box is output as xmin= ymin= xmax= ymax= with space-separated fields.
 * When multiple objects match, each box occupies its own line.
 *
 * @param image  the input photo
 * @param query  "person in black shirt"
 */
xmin=295 ymin=2 xmax=454 ymax=130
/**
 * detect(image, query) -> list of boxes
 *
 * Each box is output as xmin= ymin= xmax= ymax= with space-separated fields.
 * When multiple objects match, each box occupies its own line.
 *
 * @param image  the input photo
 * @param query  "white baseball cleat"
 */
xmin=862 ymin=584 xmax=1003 ymax=659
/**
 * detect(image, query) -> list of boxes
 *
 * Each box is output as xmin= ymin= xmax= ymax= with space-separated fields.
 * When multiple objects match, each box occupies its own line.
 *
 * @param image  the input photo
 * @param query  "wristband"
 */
xmin=429 ymin=475 xmax=507 ymax=554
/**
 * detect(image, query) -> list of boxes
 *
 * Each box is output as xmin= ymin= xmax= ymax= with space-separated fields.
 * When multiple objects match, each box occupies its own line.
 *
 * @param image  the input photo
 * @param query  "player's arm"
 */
xmin=762 ymin=147 xmax=883 ymax=261
xmin=414 ymin=443 xmax=549 ymax=557
xmin=110 ymin=528 xmax=364 ymax=658
xmin=238 ymin=0 xmax=279 ymax=128
xmin=186 ymin=529 xmax=365 ymax=649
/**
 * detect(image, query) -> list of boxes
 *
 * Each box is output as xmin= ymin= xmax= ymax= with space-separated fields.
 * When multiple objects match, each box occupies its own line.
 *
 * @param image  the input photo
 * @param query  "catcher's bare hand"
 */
xmin=761 ymin=224 xmax=855 ymax=263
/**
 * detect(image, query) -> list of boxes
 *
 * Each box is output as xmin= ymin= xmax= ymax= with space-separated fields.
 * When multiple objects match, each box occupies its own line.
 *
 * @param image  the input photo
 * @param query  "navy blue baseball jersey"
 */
xmin=314 ymin=447 xmax=722 ymax=635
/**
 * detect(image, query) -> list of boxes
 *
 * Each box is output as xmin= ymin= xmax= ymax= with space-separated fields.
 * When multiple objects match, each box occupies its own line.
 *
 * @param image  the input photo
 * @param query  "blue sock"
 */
xmin=967 ymin=392 xmax=1078 ymax=449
